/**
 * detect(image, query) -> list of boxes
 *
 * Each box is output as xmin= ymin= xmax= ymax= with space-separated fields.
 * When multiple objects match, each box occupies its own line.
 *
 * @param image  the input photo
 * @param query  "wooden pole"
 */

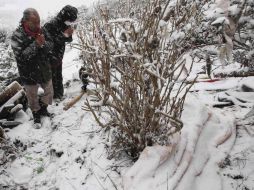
xmin=63 ymin=91 xmax=86 ymax=111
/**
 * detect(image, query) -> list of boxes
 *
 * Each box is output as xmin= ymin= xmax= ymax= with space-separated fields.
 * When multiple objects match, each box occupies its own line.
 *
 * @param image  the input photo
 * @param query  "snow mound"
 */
xmin=123 ymin=94 xmax=236 ymax=190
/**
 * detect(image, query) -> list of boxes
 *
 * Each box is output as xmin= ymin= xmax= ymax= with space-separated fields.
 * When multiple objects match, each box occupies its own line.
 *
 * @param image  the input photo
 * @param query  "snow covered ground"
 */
xmin=1 ymin=45 xmax=129 ymax=190
xmin=1 ymin=0 xmax=254 ymax=189
xmin=1 ymin=43 xmax=254 ymax=190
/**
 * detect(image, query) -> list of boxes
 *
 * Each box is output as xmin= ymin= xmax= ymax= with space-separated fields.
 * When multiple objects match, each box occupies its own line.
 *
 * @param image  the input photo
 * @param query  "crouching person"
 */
xmin=11 ymin=8 xmax=54 ymax=128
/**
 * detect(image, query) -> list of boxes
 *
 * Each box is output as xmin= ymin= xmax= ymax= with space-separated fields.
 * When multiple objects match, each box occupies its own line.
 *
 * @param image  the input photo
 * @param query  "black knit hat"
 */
xmin=57 ymin=5 xmax=78 ymax=22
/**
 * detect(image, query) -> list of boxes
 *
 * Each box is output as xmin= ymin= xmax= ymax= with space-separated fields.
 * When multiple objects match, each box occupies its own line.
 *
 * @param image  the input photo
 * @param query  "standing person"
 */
xmin=43 ymin=5 xmax=78 ymax=100
xmin=11 ymin=8 xmax=54 ymax=128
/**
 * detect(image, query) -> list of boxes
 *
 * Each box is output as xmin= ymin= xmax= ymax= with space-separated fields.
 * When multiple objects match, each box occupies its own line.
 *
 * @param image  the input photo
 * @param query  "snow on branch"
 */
xmin=108 ymin=18 xmax=135 ymax=24
xmin=77 ymin=0 xmax=199 ymax=159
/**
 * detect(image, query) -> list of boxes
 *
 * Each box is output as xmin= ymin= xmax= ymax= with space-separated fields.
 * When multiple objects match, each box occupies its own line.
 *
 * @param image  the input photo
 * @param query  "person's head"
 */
xmin=22 ymin=8 xmax=40 ymax=32
xmin=57 ymin=5 xmax=78 ymax=23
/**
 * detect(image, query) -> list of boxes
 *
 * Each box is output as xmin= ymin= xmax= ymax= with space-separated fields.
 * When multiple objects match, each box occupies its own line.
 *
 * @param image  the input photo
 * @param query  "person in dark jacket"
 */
xmin=11 ymin=8 xmax=54 ymax=128
xmin=43 ymin=5 xmax=78 ymax=99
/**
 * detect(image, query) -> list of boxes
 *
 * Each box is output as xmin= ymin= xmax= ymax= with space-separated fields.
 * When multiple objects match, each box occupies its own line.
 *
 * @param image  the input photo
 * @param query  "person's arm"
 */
xmin=63 ymin=34 xmax=73 ymax=43
xmin=43 ymin=21 xmax=73 ymax=45
xmin=11 ymin=30 xmax=40 ymax=62
xmin=41 ymin=28 xmax=54 ymax=55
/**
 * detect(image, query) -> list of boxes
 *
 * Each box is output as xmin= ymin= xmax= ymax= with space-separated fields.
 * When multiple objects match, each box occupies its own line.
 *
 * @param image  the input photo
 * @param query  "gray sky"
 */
xmin=0 ymin=0 xmax=97 ymax=29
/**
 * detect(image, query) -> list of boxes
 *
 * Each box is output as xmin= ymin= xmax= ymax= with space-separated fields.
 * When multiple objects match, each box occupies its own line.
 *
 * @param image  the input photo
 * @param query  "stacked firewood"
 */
xmin=0 ymin=81 xmax=27 ymax=129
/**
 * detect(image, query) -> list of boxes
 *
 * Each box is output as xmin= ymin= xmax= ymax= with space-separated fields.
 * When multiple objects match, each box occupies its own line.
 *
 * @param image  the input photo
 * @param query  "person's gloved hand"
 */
xmin=63 ymin=27 xmax=74 ymax=37
xmin=36 ymin=34 xmax=45 ymax=47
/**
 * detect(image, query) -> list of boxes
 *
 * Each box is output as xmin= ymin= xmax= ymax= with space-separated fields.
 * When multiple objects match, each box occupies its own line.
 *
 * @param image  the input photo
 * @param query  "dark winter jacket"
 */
xmin=11 ymin=25 xmax=53 ymax=85
xmin=43 ymin=5 xmax=78 ymax=66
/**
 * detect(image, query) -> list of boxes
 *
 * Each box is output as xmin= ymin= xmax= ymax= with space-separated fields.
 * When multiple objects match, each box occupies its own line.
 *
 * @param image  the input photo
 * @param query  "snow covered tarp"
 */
xmin=123 ymin=94 xmax=236 ymax=190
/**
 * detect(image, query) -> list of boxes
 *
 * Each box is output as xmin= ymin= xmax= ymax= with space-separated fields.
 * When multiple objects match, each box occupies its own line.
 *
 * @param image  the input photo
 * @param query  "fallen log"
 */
xmin=241 ymin=84 xmax=254 ymax=92
xmin=0 ymin=90 xmax=26 ymax=113
xmin=0 ymin=81 xmax=27 ymax=122
xmin=0 ymin=104 xmax=15 ymax=120
xmin=213 ymin=101 xmax=234 ymax=108
xmin=0 ymin=119 xmax=22 ymax=129
xmin=214 ymin=71 xmax=254 ymax=78
xmin=0 ymin=126 xmax=4 ymax=141
xmin=0 ymin=81 xmax=22 ymax=107
xmin=0 ymin=104 xmax=24 ymax=120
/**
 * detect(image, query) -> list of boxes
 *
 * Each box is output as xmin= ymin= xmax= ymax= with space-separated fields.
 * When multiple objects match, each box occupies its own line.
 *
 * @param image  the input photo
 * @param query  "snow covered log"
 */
xmin=216 ymin=92 xmax=253 ymax=108
xmin=241 ymin=84 xmax=254 ymax=92
xmin=0 ymin=119 xmax=22 ymax=129
xmin=0 ymin=81 xmax=26 ymax=120
xmin=0 ymin=126 xmax=4 ymax=141
xmin=214 ymin=71 xmax=254 ymax=78
xmin=123 ymin=94 xmax=236 ymax=190
xmin=0 ymin=81 xmax=22 ymax=107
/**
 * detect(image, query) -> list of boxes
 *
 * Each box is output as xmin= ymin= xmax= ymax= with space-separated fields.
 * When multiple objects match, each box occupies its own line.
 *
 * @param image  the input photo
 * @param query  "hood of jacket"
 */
xmin=56 ymin=5 xmax=78 ymax=22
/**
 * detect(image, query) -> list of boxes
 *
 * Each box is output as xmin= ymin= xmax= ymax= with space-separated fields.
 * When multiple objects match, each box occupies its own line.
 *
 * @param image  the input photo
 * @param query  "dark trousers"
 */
xmin=51 ymin=63 xmax=63 ymax=98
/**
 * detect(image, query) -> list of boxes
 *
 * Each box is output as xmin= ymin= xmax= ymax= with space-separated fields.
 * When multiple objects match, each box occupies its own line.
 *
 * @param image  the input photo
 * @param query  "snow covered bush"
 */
xmin=152 ymin=0 xmax=254 ymax=76
xmin=0 ymin=27 xmax=18 ymax=90
xmin=210 ymin=0 xmax=254 ymax=68
xmin=0 ymin=41 xmax=18 ymax=90
xmin=189 ymin=0 xmax=254 ymax=70
xmin=77 ymin=0 xmax=200 ymax=159
xmin=0 ymin=29 xmax=8 ymax=43
xmin=235 ymin=0 xmax=254 ymax=69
